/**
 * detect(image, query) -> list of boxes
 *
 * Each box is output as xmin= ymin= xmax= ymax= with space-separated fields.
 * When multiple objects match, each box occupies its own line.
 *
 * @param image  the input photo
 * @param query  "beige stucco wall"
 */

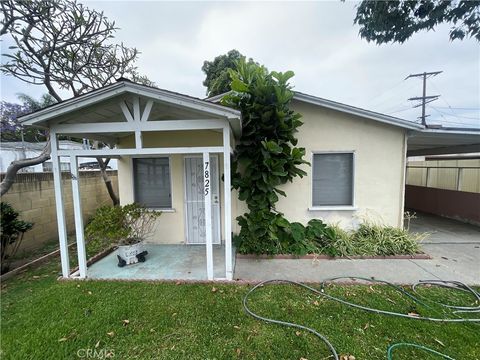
xmin=117 ymin=130 xmax=230 ymax=244
xmin=267 ymin=100 xmax=407 ymax=229
xmin=117 ymin=105 xmax=407 ymax=244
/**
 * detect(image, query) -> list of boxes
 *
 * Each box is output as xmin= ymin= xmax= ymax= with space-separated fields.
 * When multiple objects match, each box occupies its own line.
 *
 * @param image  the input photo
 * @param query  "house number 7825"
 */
xmin=204 ymin=161 xmax=210 ymax=196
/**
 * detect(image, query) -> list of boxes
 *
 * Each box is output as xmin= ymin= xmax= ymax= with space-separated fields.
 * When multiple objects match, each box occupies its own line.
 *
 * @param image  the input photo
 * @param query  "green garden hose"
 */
xmin=243 ymin=277 xmax=480 ymax=359
xmin=387 ymin=343 xmax=456 ymax=360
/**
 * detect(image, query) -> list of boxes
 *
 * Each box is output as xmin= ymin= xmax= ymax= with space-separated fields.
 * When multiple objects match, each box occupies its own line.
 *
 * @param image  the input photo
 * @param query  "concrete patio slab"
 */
xmin=234 ymin=213 xmax=480 ymax=285
xmin=87 ymin=244 xmax=226 ymax=280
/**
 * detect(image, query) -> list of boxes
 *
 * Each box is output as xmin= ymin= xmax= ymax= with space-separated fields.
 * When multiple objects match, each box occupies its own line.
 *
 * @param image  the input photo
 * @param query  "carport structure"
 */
xmin=406 ymin=127 xmax=480 ymax=225
xmin=407 ymin=128 xmax=480 ymax=156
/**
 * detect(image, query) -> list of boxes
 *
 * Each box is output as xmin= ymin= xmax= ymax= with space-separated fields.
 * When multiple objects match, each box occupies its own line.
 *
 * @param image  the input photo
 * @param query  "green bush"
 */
xmin=85 ymin=204 xmax=161 ymax=256
xmin=234 ymin=218 xmax=338 ymax=256
xmin=0 ymin=202 xmax=33 ymax=273
xmin=319 ymin=222 xmax=425 ymax=257
xmin=235 ymin=218 xmax=425 ymax=257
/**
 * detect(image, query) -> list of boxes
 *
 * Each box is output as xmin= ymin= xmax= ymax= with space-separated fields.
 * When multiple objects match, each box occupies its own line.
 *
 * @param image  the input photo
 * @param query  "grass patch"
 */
xmin=1 ymin=258 xmax=478 ymax=359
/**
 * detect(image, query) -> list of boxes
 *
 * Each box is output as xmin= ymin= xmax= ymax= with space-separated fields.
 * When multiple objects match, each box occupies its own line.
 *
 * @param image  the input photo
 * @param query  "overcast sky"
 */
xmin=1 ymin=0 xmax=479 ymax=128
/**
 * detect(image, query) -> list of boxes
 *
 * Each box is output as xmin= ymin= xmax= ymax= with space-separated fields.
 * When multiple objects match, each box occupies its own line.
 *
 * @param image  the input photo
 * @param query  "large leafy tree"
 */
xmin=0 ymin=0 xmax=152 ymax=199
xmin=202 ymin=50 xmax=254 ymax=97
xmin=354 ymin=0 xmax=480 ymax=44
xmin=221 ymin=60 xmax=309 ymax=254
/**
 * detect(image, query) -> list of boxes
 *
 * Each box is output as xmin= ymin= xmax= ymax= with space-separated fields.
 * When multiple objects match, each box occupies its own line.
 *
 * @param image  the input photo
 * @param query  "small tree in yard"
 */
xmin=0 ymin=0 xmax=154 ymax=201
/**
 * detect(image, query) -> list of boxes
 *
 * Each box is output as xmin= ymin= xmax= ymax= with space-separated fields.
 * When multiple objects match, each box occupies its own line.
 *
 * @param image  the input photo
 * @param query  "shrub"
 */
xmin=234 ymin=218 xmax=338 ymax=256
xmin=85 ymin=204 xmax=161 ymax=253
xmin=351 ymin=222 xmax=423 ymax=256
xmin=320 ymin=222 xmax=425 ymax=257
xmin=234 ymin=218 xmax=425 ymax=257
xmin=0 ymin=202 xmax=33 ymax=273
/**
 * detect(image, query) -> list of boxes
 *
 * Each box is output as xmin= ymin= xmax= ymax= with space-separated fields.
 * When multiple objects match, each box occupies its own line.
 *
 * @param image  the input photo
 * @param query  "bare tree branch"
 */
xmin=0 ymin=0 xmax=154 ymax=199
xmin=0 ymin=140 xmax=51 ymax=196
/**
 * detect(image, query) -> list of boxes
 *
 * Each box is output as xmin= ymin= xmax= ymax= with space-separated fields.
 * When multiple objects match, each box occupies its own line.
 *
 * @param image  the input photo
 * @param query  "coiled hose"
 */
xmin=243 ymin=277 xmax=480 ymax=359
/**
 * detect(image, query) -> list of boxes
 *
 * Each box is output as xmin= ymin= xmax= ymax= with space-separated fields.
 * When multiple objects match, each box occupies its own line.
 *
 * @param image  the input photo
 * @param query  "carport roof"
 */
xmin=407 ymin=128 xmax=480 ymax=156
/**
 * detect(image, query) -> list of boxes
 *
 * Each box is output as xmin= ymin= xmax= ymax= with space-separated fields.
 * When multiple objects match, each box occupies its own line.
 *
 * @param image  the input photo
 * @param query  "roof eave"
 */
xmin=293 ymin=92 xmax=424 ymax=131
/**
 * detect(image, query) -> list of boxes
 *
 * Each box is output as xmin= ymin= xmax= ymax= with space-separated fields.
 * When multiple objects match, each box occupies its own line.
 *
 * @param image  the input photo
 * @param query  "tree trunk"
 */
xmin=96 ymin=157 xmax=119 ymax=206
xmin=0 ymin=140 xmax=51 ymax=196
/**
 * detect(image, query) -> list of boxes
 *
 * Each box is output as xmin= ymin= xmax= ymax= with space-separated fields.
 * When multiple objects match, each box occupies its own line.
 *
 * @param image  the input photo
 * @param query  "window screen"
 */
xmin=133 ymin=158 xmax=172 ymax=208
xmin=312 ymin=153 xmax=354 ymax=206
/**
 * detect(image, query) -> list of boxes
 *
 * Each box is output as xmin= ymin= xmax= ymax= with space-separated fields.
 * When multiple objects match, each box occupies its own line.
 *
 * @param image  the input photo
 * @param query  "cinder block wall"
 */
xmin=0 ymin=171 xmax=118 ymax=252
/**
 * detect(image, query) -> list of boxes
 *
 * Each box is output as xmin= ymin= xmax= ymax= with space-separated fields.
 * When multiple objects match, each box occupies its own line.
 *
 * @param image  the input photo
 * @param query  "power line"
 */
xmin=428 ymin=79 xmax=480 ymax=121
xmin=434 ymin=106 xmax=480 ymax=111
xmin=364 ymin=78 xmax=406 ymax=106
xmin=405 ymin=71 xmax=442 ymax=126
xmin=381 ymin=100 xmax=412 ymax=114
xmin=388 ymin=107 xmax=414 ymax=115
xmin=429 ymin=78 xmax=453 ymax=110
xmin=371 ymin=81 xmax=420 ymax=112
xmin=428 ymin=106 xmax=480 ymax=126
xmin=430 ymin=106 xmax=480 ymax=120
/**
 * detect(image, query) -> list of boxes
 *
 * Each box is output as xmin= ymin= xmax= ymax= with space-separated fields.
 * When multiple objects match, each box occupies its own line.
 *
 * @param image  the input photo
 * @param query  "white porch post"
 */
xmin=51 ymin=130 xmax=70 ymax=278
xmin=203 ymin=152 xmax=214 ymax=280
xmin=70 ymin=155 xmax=88 ymax=278
xmin=223 ymin=126 xmax=233 ymax=280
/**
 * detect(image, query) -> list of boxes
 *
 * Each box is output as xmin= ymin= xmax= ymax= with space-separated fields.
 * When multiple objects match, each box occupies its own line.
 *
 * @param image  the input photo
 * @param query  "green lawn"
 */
xmin=1 ymin=258 xmax=478 ymax=360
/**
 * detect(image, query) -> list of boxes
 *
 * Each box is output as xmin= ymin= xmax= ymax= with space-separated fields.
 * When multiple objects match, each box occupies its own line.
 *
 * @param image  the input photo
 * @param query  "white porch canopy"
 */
xmin=19 ymin=80 xmax=242 ymax=281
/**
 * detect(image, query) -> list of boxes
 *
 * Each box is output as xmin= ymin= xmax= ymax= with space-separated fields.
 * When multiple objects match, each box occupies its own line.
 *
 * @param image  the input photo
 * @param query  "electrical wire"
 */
xmin=431 ymin=106 xmax=480 ymax=120
xmin=243 ymin=277 xmax=480 ymax=360
xmin=427 ymin=106 xmax=480 ymax=126
xmin=435 ymin=106 xmax=480 ymax=111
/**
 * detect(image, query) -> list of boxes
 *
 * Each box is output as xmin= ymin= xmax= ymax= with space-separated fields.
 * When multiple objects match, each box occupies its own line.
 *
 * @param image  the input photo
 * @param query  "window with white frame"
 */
xmin=133 ymin=157 xmax=172 ymax=209
xmin=312 ymin=152 xmax=354 ymax=207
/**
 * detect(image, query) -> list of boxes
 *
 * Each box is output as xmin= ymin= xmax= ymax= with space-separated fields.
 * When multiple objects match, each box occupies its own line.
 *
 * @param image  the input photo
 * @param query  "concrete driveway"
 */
xmin=407 ymin=213 xmax=480 ymax=284
xmin=233 ymin=213 xmax=480 ymax=285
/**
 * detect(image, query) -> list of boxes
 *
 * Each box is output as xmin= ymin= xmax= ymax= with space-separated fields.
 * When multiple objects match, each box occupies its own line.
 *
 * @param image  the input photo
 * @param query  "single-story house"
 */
xmin=18 ymin=79 xmax=480 ymax=281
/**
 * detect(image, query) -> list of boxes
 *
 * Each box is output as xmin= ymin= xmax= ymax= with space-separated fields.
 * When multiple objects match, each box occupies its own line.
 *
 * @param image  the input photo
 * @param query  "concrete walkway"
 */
xmin=88 ymin=244 xmax=226 ymax=281
xmin=234 ymin=213 xmax=480 ymax=285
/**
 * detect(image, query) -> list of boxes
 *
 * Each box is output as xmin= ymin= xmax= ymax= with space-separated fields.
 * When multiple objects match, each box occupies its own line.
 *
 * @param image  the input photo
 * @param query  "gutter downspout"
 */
xmin=400 ymin=131 xmax=409 ymax=228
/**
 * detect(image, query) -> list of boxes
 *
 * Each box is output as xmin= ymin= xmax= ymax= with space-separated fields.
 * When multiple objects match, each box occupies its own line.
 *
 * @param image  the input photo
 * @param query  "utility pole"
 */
xmin=405 ymin=71 xmax=442 ymax=126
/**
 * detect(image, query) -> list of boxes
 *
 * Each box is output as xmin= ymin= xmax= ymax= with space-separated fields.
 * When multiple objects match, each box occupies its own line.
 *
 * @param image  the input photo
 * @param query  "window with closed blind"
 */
xmin=312 ymin=152 xmax=354 ymax=207
xmin=133 ymin=157 xmax=172 ymax=209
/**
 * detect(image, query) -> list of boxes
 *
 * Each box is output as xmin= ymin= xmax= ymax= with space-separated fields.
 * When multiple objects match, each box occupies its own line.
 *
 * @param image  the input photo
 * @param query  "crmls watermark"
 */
xmin=76 ymin=348 xmax=115 ymax=358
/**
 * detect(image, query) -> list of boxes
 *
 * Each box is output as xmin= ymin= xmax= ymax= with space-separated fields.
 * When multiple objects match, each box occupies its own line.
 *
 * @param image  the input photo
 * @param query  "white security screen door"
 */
xmin=184 ymin=156 xmax=221 ymax=244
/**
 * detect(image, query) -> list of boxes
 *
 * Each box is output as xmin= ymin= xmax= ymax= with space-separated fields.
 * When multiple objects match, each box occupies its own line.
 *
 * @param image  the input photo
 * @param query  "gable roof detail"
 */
xmin=18 ymin=80 xmax=241 ymax=127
